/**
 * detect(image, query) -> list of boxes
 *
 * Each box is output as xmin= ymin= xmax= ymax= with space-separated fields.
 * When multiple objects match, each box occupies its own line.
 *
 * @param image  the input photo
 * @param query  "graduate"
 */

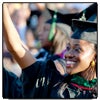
xmin=3 ymin=3 xmax=97 ymax=98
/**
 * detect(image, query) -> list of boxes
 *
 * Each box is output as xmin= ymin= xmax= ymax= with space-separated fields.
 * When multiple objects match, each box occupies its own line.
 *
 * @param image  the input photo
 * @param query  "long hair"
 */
xmin=51 ymin=26 xmax=69 ymax=54
xmin=79 ymin=44 xmax=97 ymax=81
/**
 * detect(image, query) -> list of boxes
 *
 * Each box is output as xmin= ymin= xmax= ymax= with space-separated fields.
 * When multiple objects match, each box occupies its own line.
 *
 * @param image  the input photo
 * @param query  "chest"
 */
xmin=50 ymin=82 xmax=94 ymax=99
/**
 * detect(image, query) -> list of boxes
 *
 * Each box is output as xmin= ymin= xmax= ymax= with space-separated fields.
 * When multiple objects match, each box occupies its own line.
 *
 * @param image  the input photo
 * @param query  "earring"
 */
xmin=91 ymin=61 xmax=95 ymax=67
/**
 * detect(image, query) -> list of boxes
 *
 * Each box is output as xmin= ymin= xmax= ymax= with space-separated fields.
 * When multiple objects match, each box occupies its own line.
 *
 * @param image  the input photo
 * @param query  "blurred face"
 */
xmin=25 ymin=29 xmax=35 ymax=48
xmin=37 ymin=23 xmax=52 ymax=48
xmin=26 ymin=30 xmax=34 ymax=42
xmin=64 ymin=38 xmax=96 ymax=75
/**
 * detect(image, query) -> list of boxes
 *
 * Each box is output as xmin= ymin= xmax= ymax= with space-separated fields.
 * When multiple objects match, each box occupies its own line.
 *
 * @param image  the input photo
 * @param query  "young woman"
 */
xmin=3 ymin=3 xmax=97 ymax=98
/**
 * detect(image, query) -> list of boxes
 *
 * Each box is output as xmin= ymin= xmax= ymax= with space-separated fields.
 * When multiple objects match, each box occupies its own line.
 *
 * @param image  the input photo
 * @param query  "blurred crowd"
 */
xmin=3 ymin=3 xmax=92 ymax=77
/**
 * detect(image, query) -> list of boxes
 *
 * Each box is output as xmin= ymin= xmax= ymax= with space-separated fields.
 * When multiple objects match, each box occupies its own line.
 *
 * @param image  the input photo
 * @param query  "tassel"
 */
xmin=48 ymin=9 xmax=57 ymax=41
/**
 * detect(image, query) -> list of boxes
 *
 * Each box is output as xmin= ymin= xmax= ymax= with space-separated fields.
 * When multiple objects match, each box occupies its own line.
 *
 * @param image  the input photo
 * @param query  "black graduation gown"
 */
xmin=35 ymin=48 xmax=51 ymax=61
xmin=22 ymin=60 xmax=97 ymax=99
xmin=3 ymin=68 xmax=23 ymax=98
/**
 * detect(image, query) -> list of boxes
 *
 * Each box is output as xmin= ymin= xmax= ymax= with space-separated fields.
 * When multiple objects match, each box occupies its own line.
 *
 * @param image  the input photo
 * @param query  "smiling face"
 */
xmin=64 ymin=38 xmax=96 ymax=75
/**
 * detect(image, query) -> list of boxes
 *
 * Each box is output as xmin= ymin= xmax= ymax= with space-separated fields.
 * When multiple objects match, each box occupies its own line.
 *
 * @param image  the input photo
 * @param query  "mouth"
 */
xmin=66 ymin=61 xmax=76 ymax=68
xmin=58 ymin=59 xmax=77 ymax=69
xmin=58 ymin=59 xmax=77 ymax=75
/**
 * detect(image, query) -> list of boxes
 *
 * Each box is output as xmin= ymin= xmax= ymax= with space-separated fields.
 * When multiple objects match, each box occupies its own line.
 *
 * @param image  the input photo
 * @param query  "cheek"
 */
xmin=45 ymin=33 xmax=49 ymax=40
xmin=42 ymin=31 xmax=49 ymax=40
xmin=71 ymin=52 xmax=93 ymax=74
xmin=81 ymin=50 xmax=93 ymax=63
xmin=77 ymin=52 xmax=93 ymax=69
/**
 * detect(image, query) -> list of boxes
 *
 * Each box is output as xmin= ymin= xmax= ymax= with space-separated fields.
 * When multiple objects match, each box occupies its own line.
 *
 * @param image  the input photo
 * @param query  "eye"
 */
xmin=44 ymin=26 xmax=50 ymax=31
xmin=66 ymin=46 xmax=70 ymax=51
xmin=74 ymin=48 xmax=82 ymax=53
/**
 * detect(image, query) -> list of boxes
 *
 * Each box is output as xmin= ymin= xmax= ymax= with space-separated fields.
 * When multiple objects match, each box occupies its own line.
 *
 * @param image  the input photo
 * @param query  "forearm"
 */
xmin=3 ymin=4 xmax=22 ymax=52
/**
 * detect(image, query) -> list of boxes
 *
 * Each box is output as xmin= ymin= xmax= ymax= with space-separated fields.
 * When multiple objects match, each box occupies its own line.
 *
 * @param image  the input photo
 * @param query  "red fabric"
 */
xmin=71 ymin=83 xmax=93 ymax=90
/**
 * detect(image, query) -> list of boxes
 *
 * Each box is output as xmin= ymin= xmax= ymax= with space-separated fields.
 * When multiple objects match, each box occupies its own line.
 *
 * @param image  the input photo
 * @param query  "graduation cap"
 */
xmin=71 ymin=3 xmax=97 ymax=44
xmin=47 ymin=3 xmax=97 ymax=31
xmin=71 ymin=20 xmax=97 ymax=44
xmin=75 ymin=3 xmax=97 ymax=20
xmin=46 ymin=8 xmax=78 ymax=41
xmin=46 ymin=8 xmax=78 ymax=26
xmin=71 ymin=3 xmax=97 ymax=31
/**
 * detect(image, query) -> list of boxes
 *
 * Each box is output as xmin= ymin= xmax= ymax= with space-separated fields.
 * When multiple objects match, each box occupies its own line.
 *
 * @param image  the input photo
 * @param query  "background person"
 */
xmin=35 ymin=8 xmax=77 ymax=61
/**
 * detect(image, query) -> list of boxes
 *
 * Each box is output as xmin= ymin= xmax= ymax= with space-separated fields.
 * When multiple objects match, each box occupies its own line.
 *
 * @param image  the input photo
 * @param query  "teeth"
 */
xmin=66 ymin=61 xmax=75 ymax=64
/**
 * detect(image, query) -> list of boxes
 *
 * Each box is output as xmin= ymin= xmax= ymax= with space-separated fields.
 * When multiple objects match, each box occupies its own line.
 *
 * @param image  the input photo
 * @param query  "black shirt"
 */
xmin=3 ymin=68 xmax=23 ymax=99
xmin=22 ymin=60 xmax=97 ymax=99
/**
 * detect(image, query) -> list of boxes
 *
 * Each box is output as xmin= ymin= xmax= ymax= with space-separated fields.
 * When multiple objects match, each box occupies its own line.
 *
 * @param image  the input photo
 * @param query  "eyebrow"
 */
xmin=73 ymin=44 xmax=80 ymax=47
xmin=67 ymin=43 xmax=80 ymax=47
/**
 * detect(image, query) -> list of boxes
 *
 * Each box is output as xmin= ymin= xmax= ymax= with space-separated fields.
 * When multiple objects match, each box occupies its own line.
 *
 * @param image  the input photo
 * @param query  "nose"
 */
xmin=37 ymin=29 xmax=44 ymax=38
xmin=37 ymin=26 xmax=44 ymax=35
xmin=64 ymin=50 xmax=74 ymax=59
xmin=37 ymin=30 xmax=42 ymax=35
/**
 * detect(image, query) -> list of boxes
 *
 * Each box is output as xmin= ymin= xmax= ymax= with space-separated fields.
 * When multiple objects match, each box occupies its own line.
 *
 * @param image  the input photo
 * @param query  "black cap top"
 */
xmin=46 ymin=8 xmax=78 ymax=27
xmin=46 ymin=3 xmax=97 ymax=27
xmin=75 ymin=3 xmax=97 ymax=20
xmin=71 ymin=3 xmax=97 ymax=44
xmin=46 ymin=8 xmax=78 ymax=40
xmin=71 ymin=20 xmax=97 ymax=44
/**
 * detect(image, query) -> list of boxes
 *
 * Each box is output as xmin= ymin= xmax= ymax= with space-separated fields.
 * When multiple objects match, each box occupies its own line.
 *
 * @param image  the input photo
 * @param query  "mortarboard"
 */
xmin=71 ymin=3 xmax=97 ymax=44
xmin=75 ymin=3 xmax=97 ymax=20
xmin=47 ymin=3 xmax=97 ymax=30
xmin=46 ymin=8 xmax=78 ymax=41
